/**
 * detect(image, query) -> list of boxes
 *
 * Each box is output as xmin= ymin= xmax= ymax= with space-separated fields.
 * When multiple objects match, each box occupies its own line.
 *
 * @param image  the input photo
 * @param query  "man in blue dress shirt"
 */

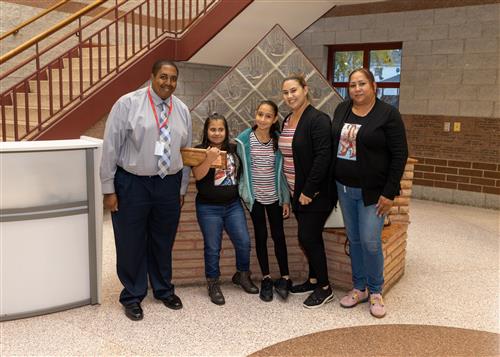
xmin=100 ymin=60 xmax=192 ymax=321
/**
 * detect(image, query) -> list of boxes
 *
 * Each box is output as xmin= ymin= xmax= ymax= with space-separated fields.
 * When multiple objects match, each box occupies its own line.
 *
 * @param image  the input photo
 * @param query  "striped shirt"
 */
xmin=250 ymin=131 xmax=278 ymax=204
xmin=278 ymin=121 xmax=296 ymax=196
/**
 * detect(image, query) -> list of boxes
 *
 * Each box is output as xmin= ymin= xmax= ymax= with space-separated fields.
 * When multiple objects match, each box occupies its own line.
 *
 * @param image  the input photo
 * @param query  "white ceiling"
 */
xmin=188 ymin=0 xmax=380 ymax=67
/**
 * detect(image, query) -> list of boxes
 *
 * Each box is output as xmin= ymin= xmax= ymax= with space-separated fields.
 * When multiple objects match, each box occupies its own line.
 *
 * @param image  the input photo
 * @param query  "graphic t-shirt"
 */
xmin=335 ymin=111 xmax=364 ymax=187
xmin=195 ymin=144 xmax=239 ymax=204
xmin=214 ymin=153 xmax=237 ymax=186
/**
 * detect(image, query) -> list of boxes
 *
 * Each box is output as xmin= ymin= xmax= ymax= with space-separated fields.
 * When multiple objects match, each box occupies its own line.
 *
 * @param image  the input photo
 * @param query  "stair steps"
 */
xmin=2 ymin=45 xmax=125 ymax=139
xmin=16 ymin=93 xmax=70 ymax=109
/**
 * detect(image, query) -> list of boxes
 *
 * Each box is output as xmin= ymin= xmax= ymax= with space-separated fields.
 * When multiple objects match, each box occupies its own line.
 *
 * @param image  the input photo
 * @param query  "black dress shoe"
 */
xmin=124 ymin=303 xmax=143 ymax=321
xmin=162 ymin=294 xmax=183 ymax=310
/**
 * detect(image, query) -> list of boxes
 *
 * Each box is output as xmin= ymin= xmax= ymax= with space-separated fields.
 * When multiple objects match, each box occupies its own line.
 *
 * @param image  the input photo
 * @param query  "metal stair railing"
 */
xmin=0 ymin=0 xmax=219 ymax=141
xmin=0 ymin=0 xmax=71 ymax=41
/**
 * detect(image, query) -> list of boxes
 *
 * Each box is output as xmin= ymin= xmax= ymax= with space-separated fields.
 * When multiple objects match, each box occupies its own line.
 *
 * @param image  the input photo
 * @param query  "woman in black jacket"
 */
xmin=331 ymin=68 xmax=408 ymax=318
xmin=278 ymin=73 xmax=333 ymax=309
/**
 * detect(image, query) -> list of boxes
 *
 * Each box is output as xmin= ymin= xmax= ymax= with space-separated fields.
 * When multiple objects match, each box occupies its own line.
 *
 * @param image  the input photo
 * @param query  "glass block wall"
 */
xmin=190 ymin=24 xmax=343 ymax=143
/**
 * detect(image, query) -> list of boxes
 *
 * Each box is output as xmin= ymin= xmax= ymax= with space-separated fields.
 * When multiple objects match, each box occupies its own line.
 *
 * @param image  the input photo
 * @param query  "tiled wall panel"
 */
xmin=190 ymin=25 xmax=343 ymax=143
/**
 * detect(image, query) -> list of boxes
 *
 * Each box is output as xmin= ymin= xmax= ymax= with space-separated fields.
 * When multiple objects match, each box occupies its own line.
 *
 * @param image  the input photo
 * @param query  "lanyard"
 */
xmin=147 ymin=86 xmax=173 ymax=131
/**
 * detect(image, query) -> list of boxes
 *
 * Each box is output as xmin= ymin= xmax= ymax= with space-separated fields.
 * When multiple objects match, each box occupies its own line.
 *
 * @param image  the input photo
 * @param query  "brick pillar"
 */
xmin=173 ymin=179 xmax=308 ymax=284
xmin=173 ymin=158 xmax=416 ymax=291
xmin=324 ymin=158 xmax=416 ymax=292
xmin=388 ymin=158 xmax=417 ymax=224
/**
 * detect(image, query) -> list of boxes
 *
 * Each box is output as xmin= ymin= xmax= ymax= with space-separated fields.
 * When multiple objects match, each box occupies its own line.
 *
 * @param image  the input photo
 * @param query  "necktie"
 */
xmin=158 ymin=101 xmax=171 ymax=178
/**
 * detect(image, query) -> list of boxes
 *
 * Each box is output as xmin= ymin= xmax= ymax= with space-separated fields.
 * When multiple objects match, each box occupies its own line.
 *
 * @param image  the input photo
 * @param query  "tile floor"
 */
xmin=1 ymin=199 xmax=498 ymax=356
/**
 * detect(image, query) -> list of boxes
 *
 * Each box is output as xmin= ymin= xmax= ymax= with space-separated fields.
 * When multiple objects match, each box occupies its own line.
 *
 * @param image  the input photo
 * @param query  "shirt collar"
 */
xmin=149 ymin=85 xmax=172 ymax=107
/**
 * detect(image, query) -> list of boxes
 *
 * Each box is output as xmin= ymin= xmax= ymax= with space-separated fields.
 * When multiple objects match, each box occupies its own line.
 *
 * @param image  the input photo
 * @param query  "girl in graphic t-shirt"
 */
xmin=236 ymin=100 xmax=292 ymax=303
xmin=192 ymin=113 xmax=258 ymax=306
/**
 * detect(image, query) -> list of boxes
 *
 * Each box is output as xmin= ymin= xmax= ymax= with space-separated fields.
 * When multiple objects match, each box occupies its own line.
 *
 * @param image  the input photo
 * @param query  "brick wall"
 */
xmin=388 ymin=158 xmax=415 ymax=224
xmin=413 ymin=158 xmax=499 ymax=195
xmin=174 ymin=180 xmax=307 ymax=284
xmin=294 ymin=2 xmax=500 ymax=208
xmin=325 ymin=223 xmax=407 ymax=292
xmin=322 ymin=159 xmax=416 ymax=292
xmin=404 ymin=114 xmax=499 ymax=207
xmin=172 ymin=159 xmax=415 ymax=293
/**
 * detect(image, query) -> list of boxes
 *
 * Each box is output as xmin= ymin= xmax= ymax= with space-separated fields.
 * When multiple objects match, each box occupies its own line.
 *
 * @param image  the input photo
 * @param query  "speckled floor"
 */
xmin=1 ymin=199 xmax=499 ymax=356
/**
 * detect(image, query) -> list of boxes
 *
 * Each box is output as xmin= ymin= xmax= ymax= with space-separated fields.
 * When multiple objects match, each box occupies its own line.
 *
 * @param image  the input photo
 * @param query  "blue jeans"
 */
xmin=336 ymin=182 xmax=385 ymax=293
xmin=196 ymin=199 xmax=251 ymax=279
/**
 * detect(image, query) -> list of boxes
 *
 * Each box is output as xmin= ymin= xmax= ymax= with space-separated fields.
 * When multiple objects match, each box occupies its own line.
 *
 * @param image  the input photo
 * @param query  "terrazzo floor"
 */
xmin=1 ymin=199 xmax=499 ymax=356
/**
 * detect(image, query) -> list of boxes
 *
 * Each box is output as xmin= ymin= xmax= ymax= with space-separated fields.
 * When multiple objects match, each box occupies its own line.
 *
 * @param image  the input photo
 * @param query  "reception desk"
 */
xmin=0 ymin=137 xmax=103 ymax=321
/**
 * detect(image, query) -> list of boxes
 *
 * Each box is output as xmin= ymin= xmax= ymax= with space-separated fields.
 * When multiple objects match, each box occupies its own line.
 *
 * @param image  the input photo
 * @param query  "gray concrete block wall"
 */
xmin=175 ymin=62 xmax=229 ymax=109
xmin=294 ymin=3 xmax=500 ymax=119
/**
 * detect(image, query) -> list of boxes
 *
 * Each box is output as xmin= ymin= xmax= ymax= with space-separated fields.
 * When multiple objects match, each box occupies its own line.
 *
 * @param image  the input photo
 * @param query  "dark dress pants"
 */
xmin=111 ymin=167 xmax=181 ymax=305
xmin=295 ymin=210 xmax=331 ymax=287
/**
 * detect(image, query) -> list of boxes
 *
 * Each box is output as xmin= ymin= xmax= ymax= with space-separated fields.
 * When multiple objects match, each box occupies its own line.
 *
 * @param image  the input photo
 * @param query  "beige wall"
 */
xmin=294 ymin=3 xmax=500 ymax=118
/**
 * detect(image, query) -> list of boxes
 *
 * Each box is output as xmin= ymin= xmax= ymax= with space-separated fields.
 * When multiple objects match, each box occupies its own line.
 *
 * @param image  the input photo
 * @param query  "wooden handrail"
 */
xmin=0 ymin=0 xmax=227 ymax=141
xmin=0 ymin=0 xmax=71 ymax=41
xmin=0 ymin=0 xmax=126 ymax=82
xmin=0 ymin=0 xmax=106 ymax=64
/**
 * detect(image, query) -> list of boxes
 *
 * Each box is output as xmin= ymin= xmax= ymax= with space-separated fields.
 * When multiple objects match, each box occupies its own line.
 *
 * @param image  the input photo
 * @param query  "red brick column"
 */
xmin=172 ymin=158 xmax=415 ymax=291
xmin=173 ymin=180 xmax=307 ymax=284
xmin=323 ymin=158 xmax=416 ymax=292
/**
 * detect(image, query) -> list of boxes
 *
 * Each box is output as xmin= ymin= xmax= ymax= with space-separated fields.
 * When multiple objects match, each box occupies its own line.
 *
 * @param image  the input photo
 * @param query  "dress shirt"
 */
xmin=100 ymin=85 xmax=192 ymax=195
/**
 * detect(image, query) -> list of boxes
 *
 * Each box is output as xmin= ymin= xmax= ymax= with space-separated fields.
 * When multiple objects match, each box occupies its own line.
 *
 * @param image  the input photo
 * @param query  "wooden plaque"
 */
xmin=180 ymin=148 xmax=227 ymax=169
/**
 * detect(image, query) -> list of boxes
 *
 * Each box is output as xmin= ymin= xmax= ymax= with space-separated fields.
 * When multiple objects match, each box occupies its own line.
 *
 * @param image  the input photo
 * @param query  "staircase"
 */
xmin=0 ymin=0 xmax=253 ymax=141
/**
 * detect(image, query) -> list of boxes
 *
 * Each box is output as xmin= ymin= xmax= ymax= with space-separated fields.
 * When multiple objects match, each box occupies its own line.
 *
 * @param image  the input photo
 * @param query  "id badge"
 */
xmin=154 ymin=141 xmax=164 ymax=156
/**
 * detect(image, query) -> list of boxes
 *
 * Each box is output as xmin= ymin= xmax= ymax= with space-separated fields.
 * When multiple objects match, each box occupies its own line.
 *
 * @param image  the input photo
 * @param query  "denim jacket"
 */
xmin=235 ymin=128 xmax=290 ymax=212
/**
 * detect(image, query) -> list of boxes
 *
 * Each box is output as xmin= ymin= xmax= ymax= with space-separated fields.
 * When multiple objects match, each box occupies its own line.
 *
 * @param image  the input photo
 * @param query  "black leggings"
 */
xmin=250 ymin=200 xmax=289 ymax=277
xmin=295 ymin=210 xmax=330 ymax=287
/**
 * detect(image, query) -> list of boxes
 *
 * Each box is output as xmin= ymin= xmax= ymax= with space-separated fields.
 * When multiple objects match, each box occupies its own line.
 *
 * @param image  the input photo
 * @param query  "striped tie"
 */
xmin=158 ymin=101 xmax=171 ymax=178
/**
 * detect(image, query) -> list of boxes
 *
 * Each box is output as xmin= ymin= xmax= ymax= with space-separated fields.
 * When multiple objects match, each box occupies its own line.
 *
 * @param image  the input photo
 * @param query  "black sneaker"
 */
xmin=290 ymin=280 xmax=318 ymax=295
xmin=303 ymin=286 xmax=334 ymax=309
xmin=274 ymin=278 xmax=292 ymax=300
xmin=259 ymin=277 xmax=273 ymax=302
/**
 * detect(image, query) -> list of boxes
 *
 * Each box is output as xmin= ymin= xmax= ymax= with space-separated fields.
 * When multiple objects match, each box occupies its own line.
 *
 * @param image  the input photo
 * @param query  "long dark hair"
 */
xmin=200 ymin=113 xmax=231 ymax=152
xmin=252 ymin=100 xmax=280 ymax=152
